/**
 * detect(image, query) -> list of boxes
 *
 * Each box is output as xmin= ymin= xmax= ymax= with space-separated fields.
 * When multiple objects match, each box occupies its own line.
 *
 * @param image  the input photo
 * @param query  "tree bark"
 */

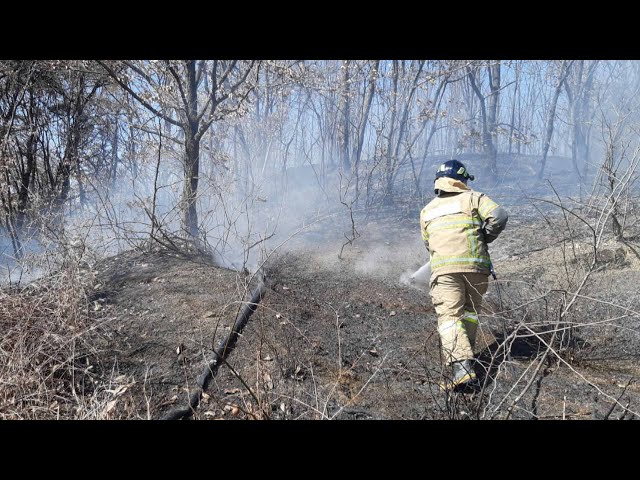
xmin=182 ymin=60 xmax=200 ymax=239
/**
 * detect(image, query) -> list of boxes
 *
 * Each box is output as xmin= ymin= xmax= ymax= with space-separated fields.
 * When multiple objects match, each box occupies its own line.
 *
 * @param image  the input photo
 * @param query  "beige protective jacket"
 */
xmin=420 ymin=177 xmax=507 ymax=282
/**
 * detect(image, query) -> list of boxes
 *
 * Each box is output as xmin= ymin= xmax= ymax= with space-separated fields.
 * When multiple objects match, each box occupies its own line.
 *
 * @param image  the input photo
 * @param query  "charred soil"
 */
xmin=4 ymin=201 xmax=640 ymax=420
xmin=75 ymin=207 xmax=640 ymax=420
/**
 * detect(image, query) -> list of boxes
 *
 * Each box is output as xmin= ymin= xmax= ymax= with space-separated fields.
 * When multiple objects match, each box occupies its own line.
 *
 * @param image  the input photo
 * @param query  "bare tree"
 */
xmin=98 ymin=60 xmax=257 ymax=241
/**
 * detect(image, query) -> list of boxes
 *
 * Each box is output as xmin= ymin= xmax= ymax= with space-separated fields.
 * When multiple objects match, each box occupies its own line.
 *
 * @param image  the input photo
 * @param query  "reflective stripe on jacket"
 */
xmin=420 ymin=177 xmax=501 ymax=281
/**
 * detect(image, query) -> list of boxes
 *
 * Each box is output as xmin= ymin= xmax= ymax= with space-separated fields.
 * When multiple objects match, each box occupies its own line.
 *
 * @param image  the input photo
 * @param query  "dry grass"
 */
xmin=0 ymin=259 xmax=131 ymax=419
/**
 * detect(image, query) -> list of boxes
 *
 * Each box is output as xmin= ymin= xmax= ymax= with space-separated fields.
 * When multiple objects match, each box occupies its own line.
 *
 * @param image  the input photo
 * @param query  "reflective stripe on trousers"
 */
xmin=463 ymin=310 xmax=479 ymax=348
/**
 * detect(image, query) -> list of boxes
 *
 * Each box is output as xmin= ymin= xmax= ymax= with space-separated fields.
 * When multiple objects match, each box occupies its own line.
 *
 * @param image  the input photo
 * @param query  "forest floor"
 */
xmin=19 ymin=199 xmax=636 ymax=421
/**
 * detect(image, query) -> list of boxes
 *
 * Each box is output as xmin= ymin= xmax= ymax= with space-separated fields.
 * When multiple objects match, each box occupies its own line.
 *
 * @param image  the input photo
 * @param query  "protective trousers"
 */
xmin=430 ymin=272 xmax=489 ymax=365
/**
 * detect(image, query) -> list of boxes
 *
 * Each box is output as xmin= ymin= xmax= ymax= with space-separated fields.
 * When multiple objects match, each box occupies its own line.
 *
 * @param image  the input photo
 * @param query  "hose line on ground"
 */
xmin=160 ymin=271 xmax=269 ymax=420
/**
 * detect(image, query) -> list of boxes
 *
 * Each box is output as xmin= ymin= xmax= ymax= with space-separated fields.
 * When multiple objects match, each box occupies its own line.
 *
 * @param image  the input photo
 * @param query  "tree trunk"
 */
xmin=486 ymin=60 xmax=501 ymax=175
xmin=384 ymin=61 xmax=399 ymax=205
xmin=538 ymin=60 xmax=573 ymax=179
xmin=339 ymin=60 xmax=351 ymax=172
xmin=128 ymin=124 xmax=138 ymax=179
xmin=390 ymin=61 xmax=425 ymax=193
xmin=576 ymin=61 xmax=597 ymax=180
xmin=110 ymin=114 xmax=119 ymax=188
xmin=354 ymin=60 xmax=379 ymax=203
xmin=416 ymin=75 xmax=449 ymax=191
xmin=1 ymin=187 xmax=22 ymax=259
xmin=16 ymin=130 xmax=35 ymax=229
xmin=508 ymin=61 xmax=520 ymax=155
xmin=182 ymin=60 xmax=200 ymax=240
xmin=467 ymin=63 xmax=498 ymax=179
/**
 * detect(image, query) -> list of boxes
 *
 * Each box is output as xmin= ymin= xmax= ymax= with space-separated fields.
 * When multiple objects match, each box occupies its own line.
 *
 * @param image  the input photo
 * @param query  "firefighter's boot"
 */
xmin=440 ymin=359 xmax=477 ymax=392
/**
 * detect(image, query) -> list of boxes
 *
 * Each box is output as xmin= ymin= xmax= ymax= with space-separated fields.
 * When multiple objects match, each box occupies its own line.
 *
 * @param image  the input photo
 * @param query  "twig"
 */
xmin=604 ymin=377 xmax=633 ymax=420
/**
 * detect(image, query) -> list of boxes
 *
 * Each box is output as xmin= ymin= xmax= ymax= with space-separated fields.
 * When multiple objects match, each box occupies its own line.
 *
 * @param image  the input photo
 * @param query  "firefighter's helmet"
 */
xmin=435 ymin=159 xmax=475 ymax=184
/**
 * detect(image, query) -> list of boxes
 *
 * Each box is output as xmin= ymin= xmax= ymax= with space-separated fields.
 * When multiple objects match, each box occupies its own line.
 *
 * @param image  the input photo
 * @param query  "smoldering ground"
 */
xmin=4 ymin=59 xmax=640 ymax=419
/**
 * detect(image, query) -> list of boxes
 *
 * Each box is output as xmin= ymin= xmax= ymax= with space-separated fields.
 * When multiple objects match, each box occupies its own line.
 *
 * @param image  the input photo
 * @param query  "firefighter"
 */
xmin=420 ymin=159 xmax=508 ymax=391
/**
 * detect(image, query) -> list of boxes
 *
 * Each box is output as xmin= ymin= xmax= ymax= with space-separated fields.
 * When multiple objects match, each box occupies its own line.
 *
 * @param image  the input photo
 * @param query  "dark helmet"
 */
xmin=435 ymin=159 xmax=475 ymax=184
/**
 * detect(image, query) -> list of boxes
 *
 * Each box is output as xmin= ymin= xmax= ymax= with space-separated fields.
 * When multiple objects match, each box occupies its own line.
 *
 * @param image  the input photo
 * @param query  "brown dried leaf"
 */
xmin=263 ymin=373 xmax=274 ymax=390
xmin=105 ymin=399 xmax=118 ymax=414
xmin=115 ymin=385 xmax=128 ymax=396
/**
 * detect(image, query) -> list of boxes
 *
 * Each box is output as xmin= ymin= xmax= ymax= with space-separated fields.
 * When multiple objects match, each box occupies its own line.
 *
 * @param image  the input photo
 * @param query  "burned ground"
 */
xmin=32 ymin=200 xmax=638 ymax=421
xmin=3 ymin=152 xmax=640 ymax=420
